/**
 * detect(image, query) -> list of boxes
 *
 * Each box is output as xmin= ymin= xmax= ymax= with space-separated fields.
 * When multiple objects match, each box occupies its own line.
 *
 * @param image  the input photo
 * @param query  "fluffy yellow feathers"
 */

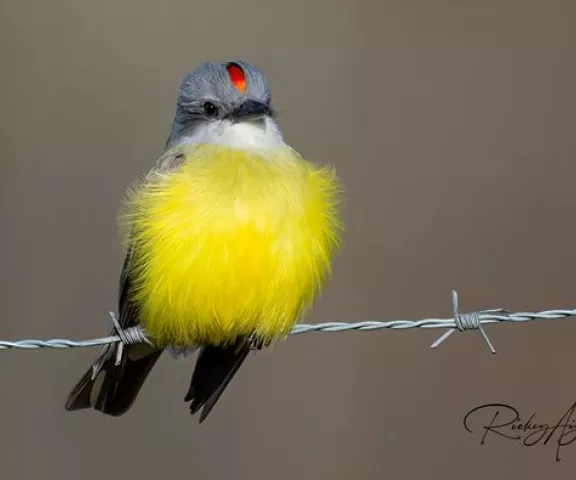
xmin=120 ymin=144 xmax=343 ymax=347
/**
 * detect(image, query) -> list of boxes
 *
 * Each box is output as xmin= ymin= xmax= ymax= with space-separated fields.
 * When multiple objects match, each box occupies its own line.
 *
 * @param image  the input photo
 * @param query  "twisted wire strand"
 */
xmin=1 ymin=291 xmax=575 ymax=352
xmin=289 ymin=311 xmax=576 ymax=332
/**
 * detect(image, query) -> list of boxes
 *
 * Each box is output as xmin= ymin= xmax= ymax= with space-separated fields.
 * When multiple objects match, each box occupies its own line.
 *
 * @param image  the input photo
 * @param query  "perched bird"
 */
xmin=65 ymin=61 xmax=343 ymax=422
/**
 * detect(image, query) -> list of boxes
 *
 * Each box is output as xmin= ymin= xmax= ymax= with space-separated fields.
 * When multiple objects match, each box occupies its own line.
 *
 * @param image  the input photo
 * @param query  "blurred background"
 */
xmin=1 ymin=1 xmax=576 ymax=478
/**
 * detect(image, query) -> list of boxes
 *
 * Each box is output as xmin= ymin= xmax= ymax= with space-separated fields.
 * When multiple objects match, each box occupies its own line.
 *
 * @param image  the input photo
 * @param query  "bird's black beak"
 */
xmin=229 ymin=99 xmax=271 ymax=122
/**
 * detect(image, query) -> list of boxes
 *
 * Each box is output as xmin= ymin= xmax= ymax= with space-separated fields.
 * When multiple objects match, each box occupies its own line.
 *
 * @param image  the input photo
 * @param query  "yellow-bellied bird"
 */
xmin=65 ymin=61 xmax=343 ymax=422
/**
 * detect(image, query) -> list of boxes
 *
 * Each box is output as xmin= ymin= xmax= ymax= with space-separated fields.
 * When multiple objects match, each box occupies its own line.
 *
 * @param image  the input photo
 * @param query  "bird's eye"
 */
xmin=203 ymin=102 xmax=219 ymax=117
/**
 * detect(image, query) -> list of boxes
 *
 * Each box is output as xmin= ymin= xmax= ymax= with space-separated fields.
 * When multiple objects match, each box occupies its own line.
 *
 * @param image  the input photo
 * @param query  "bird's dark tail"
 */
xmin=185 ymin=337 xmax=256 ymax=423
xmin=65 ymin=341 xmax=163 ymax=416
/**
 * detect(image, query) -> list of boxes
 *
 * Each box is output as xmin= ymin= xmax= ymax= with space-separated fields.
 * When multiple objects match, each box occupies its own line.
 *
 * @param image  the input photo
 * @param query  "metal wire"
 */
xmin=1 ymin=291 xmax=575 ymax=354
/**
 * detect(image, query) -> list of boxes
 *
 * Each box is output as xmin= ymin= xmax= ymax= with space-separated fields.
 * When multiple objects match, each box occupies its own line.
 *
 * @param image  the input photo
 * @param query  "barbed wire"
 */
xmin=1 ymin=291 xmax=575 ymax=355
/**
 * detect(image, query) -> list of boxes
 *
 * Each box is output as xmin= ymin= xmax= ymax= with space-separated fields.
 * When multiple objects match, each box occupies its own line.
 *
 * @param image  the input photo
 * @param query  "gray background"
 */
xmin=1 ymin=1 xmax=576 ymax=479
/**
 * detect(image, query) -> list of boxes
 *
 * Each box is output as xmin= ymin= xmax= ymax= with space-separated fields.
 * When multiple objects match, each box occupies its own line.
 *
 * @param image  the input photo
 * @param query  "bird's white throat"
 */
xmin=176 ymin=117 xmax=284 ymax=150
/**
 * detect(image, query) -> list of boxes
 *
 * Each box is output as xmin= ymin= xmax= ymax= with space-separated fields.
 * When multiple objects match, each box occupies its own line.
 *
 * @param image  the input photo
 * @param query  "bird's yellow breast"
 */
xmin=121 ymin=144 xmax=343 ymax=347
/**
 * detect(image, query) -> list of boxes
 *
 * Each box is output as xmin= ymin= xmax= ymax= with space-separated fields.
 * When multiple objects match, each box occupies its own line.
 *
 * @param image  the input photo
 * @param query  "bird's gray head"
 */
xmin=166 ymin=61 xmax=284 ymax=150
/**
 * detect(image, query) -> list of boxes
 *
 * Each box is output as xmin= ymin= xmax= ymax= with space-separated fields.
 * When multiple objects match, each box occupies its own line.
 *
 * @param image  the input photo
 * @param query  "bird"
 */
xmin=64 ymin=61 xmax=343 ymax=423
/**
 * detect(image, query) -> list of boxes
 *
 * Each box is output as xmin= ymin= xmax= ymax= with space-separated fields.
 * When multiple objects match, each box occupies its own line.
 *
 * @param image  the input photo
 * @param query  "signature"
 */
xmin=463 ymin=402 xmax=576 ymax=461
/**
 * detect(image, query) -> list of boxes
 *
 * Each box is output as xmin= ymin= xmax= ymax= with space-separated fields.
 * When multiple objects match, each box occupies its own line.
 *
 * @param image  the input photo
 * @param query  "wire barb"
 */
xmin=108 ymin=312 xmax=154 ymax=366
xmin=429 ymin=290 xmax=497 ymax=353
xmin=89 ymin=313 xmax=156 ymax=378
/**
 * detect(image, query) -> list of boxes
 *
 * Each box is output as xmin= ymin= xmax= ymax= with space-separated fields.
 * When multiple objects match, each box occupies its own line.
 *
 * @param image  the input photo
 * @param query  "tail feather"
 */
xmin=185 ymin=337 xmax=253 ymax=422
xmin=64 ymin=367 xmax=94 ymax=411
xmin=65 ymin=343 xmax=162 ymax=416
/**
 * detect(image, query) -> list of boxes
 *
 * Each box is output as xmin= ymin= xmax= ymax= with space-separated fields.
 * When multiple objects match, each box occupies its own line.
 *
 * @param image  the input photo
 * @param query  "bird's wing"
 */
xmin=64 ymin=147 xmax=188 ymax=416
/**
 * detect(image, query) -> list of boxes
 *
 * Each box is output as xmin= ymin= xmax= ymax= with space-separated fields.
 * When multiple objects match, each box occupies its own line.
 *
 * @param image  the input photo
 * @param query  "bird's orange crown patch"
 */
xmin=226 ymin=63 xmax=247 ymax=93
